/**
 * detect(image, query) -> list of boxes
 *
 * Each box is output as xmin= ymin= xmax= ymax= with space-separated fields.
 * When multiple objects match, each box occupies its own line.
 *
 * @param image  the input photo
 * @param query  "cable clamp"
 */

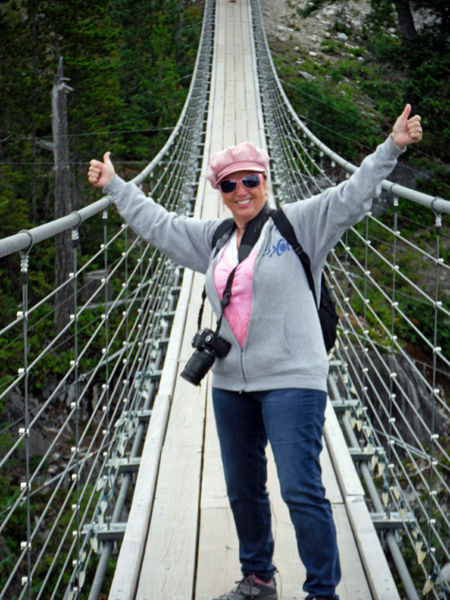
xmin=69 ymin=210 xmax=82 ymax=229
xmin=18 ymin=230 xmax=33 ymax=256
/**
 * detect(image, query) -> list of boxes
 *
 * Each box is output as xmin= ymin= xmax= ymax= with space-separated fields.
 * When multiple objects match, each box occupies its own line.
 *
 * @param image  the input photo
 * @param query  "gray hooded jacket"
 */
xmin=104 ymin=136 xmax=404 ymax=392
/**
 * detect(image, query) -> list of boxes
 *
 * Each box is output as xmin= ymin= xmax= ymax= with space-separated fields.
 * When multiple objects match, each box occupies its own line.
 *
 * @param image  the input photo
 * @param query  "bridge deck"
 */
xmin=108 ymin=1 xmax=400 ymax=599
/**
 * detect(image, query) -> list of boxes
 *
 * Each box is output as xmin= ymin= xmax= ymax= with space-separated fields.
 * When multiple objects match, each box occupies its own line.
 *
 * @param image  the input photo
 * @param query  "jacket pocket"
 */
xmin=244 ymin=315 xmax=299 ymax=379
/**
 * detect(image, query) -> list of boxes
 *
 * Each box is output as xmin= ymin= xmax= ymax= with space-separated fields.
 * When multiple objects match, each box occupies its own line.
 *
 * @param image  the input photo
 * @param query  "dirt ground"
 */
xmin=259 ymin=0 xmax=373 ymax=56
xmin=258 ymin=0 xmax=435 ymax=58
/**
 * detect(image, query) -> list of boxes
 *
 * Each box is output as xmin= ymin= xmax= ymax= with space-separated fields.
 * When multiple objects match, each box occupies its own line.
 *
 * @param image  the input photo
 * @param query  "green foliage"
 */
xmin=363 ymin=31 xmax=450 ymax=194
xmin=367 ymin=0 xmax=396 ymax=32
xmin=291 ymin=0 xmax=450 ymax=200
xmin=0 ymin=460 xmax=102 ymax=596
xmin=274 ymin=57 xmax=382 ymax=159
xmin=0 ymin=0 xmax=201 ymax=229
xmin=397 ymin=294 xmax=450 ymax=354
xmin=0 ymin=7 xmax=201 ymax=591
xmin=333 ymin=20 xmax=353 ymax=37
xmin=298 ymin=0 xmax=335 ymax=18
xmin=0 ymin=167 xmax=30 ymax=238
xmin=0 ymin=0 xmax=201 ymax=384
xmin=321 ymin=39 xmax=339 ymax=55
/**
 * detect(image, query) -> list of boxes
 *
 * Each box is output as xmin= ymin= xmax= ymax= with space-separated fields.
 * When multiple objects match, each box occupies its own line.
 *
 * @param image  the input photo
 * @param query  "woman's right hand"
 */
xmin=88 ymin=152 xmax=115 ymax=188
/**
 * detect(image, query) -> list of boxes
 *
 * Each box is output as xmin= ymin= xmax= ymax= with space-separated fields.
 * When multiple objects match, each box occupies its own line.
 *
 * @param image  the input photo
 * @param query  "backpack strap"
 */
xmin=270 ymin=208 xmax=318 ymax=306
xmin=211 ymin=218 xmax=235 ymax=253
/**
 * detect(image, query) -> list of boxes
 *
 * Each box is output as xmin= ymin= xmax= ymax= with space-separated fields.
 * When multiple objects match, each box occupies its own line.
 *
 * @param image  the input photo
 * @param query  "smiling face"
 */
xmin=219 ymin=170 xmax=268 ymax=230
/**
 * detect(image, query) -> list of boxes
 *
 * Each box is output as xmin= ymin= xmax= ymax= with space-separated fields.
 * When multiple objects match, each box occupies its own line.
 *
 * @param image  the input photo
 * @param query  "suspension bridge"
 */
xmin=1 ymin=0 xmax=450 ymax=599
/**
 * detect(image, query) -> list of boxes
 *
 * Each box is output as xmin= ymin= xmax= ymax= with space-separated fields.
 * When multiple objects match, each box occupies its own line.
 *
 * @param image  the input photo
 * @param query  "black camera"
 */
xmin=180 ymin=328 xmax=231 ymax=386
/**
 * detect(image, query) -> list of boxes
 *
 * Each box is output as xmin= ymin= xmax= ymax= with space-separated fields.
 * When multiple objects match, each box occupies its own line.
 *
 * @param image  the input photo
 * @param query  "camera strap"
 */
xmin=198 ymin=203 xmax=272 ymax=336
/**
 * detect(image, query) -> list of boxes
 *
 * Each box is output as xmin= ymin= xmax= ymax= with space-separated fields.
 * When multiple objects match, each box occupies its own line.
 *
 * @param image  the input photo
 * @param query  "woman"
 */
xmin=88 ymin=105 xmax=422 ymax=600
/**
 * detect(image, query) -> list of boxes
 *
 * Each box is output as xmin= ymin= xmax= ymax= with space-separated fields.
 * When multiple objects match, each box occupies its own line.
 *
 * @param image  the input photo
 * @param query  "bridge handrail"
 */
xmin=0 ymin=2 xmax=214 ymax=598
xmin=0 ymin=197 xmax=112 ymax=258
xmin=255 ymin=2 xmax=450 ymax=213
xmin=251 ymin=0 xmax=450 ymax=596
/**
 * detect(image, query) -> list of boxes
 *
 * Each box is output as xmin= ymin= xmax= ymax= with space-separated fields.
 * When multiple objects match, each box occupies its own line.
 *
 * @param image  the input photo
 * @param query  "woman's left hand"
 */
xmin=391 ymin=104 xmax=422 ymax=149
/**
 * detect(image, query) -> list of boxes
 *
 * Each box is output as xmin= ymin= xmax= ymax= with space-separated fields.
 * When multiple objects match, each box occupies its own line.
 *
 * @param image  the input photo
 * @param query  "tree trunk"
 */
xmin=52 ymin=57 xmax=74 ymax=338
xmin=393 ymin=1 xmax=417 ymax=39
xmin=440 ymin=5 xmax=449 ymax=37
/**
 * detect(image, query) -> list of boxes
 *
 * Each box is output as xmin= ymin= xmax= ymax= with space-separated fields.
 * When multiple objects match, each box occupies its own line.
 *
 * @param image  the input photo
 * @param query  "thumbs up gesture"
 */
xmin=391 ymin=104 xmax=422 ymax=149
xmin=88 ymin=152 xmax=116 ymax=188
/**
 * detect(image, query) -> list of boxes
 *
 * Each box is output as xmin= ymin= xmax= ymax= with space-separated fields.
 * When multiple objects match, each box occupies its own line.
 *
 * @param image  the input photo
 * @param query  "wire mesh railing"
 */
xmin=0 ymin=1 xmax=214 ymax=598
xmin=251 ymin=0 xmax=450 ymax=596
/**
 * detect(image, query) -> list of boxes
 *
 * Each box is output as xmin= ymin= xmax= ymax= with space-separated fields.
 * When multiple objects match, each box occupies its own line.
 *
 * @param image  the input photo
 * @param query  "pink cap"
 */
xmin=206 ymin=142 xmax=270 ymax=189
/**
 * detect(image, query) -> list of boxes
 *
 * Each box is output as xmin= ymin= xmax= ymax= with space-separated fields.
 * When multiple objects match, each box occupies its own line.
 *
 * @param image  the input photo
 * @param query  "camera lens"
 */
xmin=180 ymin=349 xmax=216 ymax=386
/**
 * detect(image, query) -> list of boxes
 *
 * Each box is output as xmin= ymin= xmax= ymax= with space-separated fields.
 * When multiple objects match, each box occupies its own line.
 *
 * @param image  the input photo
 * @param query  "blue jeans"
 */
xmin=212 ymin=387 xmax=340 ymax=600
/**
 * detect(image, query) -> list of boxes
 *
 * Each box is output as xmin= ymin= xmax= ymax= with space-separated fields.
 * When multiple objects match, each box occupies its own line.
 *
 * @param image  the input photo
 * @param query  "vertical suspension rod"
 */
xmin=328 ymin=375 xmax=420 ymax=600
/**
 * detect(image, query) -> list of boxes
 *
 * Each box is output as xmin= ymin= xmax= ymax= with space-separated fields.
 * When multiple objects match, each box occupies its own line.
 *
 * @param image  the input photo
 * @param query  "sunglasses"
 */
xmin=219 ymin=173 xmax=264 ymax=194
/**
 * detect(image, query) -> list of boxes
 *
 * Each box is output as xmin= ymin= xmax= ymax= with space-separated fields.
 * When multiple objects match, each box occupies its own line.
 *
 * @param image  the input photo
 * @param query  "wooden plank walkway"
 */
xmin=108 ymin=1 xmax=400 ymax=599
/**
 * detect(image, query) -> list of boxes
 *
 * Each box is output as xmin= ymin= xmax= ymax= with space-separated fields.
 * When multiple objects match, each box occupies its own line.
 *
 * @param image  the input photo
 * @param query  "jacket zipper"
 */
xmin=240 ymin=347 xmax=247 ymax=391
xmin=238 ymin=225 xmax=270 ymax=391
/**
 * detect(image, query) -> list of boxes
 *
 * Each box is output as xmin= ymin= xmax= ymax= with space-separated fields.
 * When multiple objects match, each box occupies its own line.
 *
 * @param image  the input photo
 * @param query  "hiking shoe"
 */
xmin=213 ymin=574 xmax=278 ymax=600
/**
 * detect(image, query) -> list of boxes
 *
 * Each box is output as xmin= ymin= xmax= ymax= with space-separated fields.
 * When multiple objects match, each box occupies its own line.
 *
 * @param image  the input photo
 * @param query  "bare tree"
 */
xmin=52 ymin=57 xmax=74 ymax=338
xmin=393 ymin=1 xmax=417 ymax=39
